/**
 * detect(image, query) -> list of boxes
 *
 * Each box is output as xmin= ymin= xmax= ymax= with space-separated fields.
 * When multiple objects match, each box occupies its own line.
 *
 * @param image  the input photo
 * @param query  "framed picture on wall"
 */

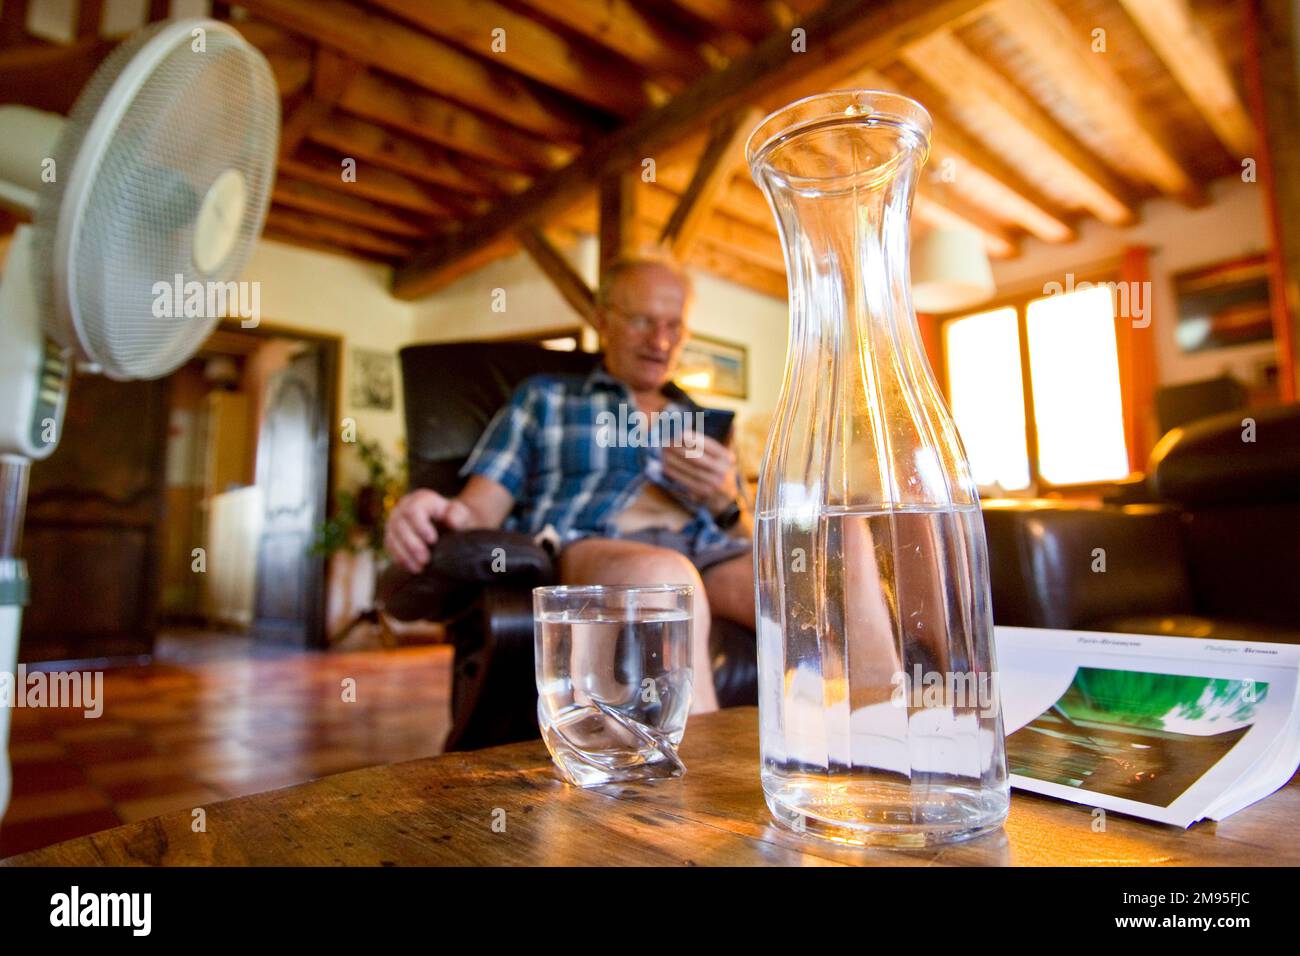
xmin=349 ymin=348 xmax=396 ymax=411
xmin=677 ymin=333 xmax=749 ymax=400
xmin=1173 ymin=254 xmax=1274 ymax=354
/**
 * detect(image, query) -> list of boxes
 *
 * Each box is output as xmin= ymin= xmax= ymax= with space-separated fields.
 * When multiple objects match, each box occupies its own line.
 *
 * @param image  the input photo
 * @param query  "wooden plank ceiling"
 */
xmin=0 ymin=0 xmax=1254 ymax=302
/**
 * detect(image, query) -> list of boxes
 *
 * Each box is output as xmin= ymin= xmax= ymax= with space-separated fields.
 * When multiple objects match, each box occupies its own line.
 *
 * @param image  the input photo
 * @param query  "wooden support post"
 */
xmin=598 ymin=172 xmax=638 ymax=293
xmin=1116 ymin=246 xmax=1158 ymax=472
xmin=1243 ymin=0 xmax=1299 ymax=401
xmin=77 ymin=0 xmax=103 ymax=38
xmin=1 ymin=1 xmax=27 ymax=47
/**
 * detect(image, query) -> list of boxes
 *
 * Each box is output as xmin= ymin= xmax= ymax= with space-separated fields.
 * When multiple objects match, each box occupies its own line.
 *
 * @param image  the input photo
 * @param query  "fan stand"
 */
xmin=0 ymin=227 xmax=45 ymax=824
xmin=0 ymin=454 xmax=29 ymax=823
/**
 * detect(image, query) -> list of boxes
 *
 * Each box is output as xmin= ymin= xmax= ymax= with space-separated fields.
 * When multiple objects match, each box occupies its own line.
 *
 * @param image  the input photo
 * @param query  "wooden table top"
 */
xmin=6 ymin=707 xmax=1296 ymax=866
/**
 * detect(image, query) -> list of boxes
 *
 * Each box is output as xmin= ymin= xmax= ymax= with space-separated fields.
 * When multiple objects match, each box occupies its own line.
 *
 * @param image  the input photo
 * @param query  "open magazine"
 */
xmin=996 ymin=626 xmax=1300 ymax=827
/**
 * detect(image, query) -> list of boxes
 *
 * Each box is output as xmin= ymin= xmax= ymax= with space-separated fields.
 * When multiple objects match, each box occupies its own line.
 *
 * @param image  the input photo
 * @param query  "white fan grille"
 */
xmin=32 ymin=20 xmax=278 ymax=380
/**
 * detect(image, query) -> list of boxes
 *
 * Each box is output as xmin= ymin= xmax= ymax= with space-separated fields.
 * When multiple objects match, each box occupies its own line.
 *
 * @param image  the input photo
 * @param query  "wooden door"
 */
xmin=251 ymin=346 xmax=332 ymax=647
xmin=21 ymin=373 xmax=169 ymax=662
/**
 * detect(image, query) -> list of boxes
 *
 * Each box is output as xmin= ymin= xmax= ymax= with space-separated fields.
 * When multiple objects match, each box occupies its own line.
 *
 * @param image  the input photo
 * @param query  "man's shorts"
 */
xmin=617 ymin=528 xmax=752 ymax=573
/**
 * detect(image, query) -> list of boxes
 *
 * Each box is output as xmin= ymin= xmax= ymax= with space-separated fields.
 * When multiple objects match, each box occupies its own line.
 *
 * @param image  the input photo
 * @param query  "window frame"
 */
xmin=938 ymin=265 xmax=1131 ymax=497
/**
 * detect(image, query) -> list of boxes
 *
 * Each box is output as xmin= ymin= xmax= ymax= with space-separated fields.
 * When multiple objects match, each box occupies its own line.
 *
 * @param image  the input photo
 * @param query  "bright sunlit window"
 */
xmin=943 ymin=283 xmax=1132 ymax=490
xmin=944 ymin=307 xmax=1031 ymax=491
xmin=1026 ymin=286 xmax=1129 ymax=485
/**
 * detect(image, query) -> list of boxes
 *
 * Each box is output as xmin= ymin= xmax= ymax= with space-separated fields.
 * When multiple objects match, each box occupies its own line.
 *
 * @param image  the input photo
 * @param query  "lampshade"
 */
xmin=910 ymin=227 xmax=997 ymax=314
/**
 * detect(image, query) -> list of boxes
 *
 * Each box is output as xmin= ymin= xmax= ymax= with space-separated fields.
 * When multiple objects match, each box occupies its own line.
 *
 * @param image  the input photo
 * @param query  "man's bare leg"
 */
xmin=560 ymin=538 xmax=719 ymax=713
xmin=701 ymin=552 xmax=756 ymax=629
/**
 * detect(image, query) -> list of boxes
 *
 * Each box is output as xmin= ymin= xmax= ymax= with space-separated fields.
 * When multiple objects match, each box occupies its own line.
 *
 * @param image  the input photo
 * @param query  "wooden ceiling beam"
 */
xmin=642 ymin=185 xmax=785 ymax=275
xmin=652 ymin=134 xmax=781 ymax=226
xmin=267 ymin=206 xmax=416 ymax=258
xmin=415 ymin=234 xmax=522 ymax=291
xmin=666 ymin=0 xmax=783 ymax=42
xmin=901 ymin=29 xmax=1137 ymax=225
xmin=665 ymin=148 xmax=1021 ymax=258
xmin=445 ymin=155 xmax=534 ymax=197
xmin=689 ymin=239 xmax=788 ymax=299
xmin=986 ymin=0 xmax=1204 ymax=206
xmin=914 ymin=191 xmax=1017 ymax=259
xmin=279 ymin=147 xmax=455 ymax=218
xmin=509 ymin=0 xmax=711 ymax=82
xmin=311 ymin=44 xmax=362 ymax=100
xmin=517 ymin=228 xmax=598 ymax=325
xmin=659 ymin=106 xmax=763 ymax=260
xmin=658 ymin=146 xmax=763 ymax=226
xmin=869 ymin=64 xmax=1075 ymax=242
xmin=367 ymin=0 xmax=649 ymax=116
xmin=278 ymin=48 xmax=363 ymax=159
xmin=393 ymin=0 xmax=991 ymax=298
xmin=227 ymin=20 xmax=312 ymax=97
xmin=262 ymin=227 xmax=401 ymax=265
xmin=271 ymin=176 xmax=434 ymax=239
xmin=1116 ymin=0 xmax=1255 ymax=158
xmin=305 ymin=113 xmax=496 ymax=200
xmin=685 ymin=173 xmax=772 ymax=232
xmin=337 ymin=71 xmax=572 ymax=175
xmin=235 ymin=0 xmax=597 ymax=142
xmin=559 ymin=188 xmax=786 ymax=300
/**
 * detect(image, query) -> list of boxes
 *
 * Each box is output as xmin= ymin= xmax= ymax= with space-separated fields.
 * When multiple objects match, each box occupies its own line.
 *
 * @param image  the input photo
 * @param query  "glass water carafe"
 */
xmin=747 ymin=92 xmax=1009 ymax=846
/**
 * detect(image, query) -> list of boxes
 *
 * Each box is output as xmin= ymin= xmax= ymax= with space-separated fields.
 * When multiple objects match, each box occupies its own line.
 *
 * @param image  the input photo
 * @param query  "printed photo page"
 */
xmin=994 ymin=626 xmax=1300 ymax=827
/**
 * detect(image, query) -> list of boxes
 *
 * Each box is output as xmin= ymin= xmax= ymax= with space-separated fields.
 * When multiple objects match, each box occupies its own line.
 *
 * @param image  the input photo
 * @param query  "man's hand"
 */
xmin=384 ymin=488 xmax=476 ymax=574
xmin=661 ymin=435 xmax=739 ymax=515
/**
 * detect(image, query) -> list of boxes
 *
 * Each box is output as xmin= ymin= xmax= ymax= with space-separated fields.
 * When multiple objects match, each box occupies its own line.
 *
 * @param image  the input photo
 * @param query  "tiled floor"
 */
xmin=1 ymin=631 xmax=453 ymax=859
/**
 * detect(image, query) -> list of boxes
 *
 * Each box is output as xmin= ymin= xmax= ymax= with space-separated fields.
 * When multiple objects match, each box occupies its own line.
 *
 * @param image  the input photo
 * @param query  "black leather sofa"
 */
xmin=380 ymin=342 xmax=756 ymax=752
xmin=984 ymin=403 xmax=1300 ymax=642
xmin=384 ymin=341 xmax=1300 ymax=751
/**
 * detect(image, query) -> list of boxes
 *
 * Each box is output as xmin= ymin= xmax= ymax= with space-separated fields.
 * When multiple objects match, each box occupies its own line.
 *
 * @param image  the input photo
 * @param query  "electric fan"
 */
xmin=0 ymin=18 xmax=279 ymax=819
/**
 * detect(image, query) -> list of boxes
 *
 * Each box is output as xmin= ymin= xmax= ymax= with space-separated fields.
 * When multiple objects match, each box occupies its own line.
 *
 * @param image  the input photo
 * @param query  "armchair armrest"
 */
xmin=376 ymin=530 xmax=556 ymax=622
xmin=430 ymin=529 xmax=556 ymax=585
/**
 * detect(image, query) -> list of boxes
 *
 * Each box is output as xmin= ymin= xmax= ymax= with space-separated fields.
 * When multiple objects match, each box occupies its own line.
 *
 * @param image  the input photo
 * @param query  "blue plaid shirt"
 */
xmin=460 ymin=365 xmax=739 ymax=551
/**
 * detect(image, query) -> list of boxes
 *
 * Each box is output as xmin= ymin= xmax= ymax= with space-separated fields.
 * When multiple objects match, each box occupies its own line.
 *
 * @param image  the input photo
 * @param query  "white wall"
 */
xmin=241 ymin=238 xmax=418 ymax=487
xmin=408 ymin=236 xmax=599 ymax=346
xmin=990 ymin=176 xmax=1274 ymax=388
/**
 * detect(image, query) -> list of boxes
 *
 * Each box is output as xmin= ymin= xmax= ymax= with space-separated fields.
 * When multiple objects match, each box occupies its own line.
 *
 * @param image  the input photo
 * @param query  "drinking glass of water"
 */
xmin=534 ymin=584 xmax=694 ymax=787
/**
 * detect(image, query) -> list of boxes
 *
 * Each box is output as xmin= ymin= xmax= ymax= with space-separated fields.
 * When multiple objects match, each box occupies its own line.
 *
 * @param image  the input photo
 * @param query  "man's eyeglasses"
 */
xmin=608 ymin=308 xmax=684 ymax=343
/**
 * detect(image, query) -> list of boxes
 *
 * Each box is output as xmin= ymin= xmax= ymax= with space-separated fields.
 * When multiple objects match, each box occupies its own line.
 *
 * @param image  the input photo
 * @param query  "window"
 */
xmin=944 ymin=307 xmax=1030 ymax=491
xmin=1025 ymin=287 xmax=1129 ymax=485
xmin=943 ymin=284 xmax=1130 ymax=491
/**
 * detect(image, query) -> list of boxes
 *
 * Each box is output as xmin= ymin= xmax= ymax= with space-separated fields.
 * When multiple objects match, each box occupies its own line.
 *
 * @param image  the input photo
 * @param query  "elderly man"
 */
xmin=384 ymin=255 xmax=755 ymax=712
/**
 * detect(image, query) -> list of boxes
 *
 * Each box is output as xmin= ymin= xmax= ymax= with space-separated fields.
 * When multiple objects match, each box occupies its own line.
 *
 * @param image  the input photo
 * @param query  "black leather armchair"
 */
xmin=380 ymin=343 xmax=757 ymax=752
xmin=383 ymin=339 xmax=1300 ymax=751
